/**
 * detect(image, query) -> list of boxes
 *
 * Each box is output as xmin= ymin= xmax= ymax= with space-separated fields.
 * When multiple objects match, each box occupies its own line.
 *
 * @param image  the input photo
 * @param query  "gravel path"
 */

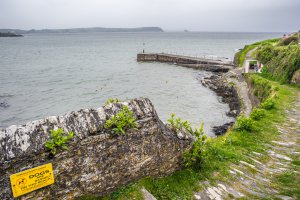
xmin=224 ymin=68 xmax=252 ymax=117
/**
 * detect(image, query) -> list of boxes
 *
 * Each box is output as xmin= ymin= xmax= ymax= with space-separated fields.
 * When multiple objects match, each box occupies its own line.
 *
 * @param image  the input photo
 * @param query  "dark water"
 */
xmin=0 ymin=32 xmax=282 ymax=135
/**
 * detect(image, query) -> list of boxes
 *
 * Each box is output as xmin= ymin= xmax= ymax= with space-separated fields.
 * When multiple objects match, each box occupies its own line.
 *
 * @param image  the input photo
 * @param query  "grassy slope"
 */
xmin=234 ymin=38 xmax=279 ymax=67
xmin=255 ymin=44 xmax=300 ymax=84
xmin=88 ymin=74 xmax=299 ymax=200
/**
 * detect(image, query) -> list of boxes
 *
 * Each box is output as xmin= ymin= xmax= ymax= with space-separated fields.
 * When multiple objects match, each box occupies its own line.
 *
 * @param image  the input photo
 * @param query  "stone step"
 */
xmin=239 ymin=160 xmax=257 ymax=170
xmin=272 ymin=140 xmax=296 ymax=147
xmin=141 ymin=187 xmax=157 ymax=200
xmin=268 ymin=150 xmax=292 ymax=161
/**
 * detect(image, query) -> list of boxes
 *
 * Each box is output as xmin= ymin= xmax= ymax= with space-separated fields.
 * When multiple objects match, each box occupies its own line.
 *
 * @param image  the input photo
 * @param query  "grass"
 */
xmin=86 ymin=74 xmax=299 ymax=200
xmin=234 ymin=38 xmax=279 ymax=67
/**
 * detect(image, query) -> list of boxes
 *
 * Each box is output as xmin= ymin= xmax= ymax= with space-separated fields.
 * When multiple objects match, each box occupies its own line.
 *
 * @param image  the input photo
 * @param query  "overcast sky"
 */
xmin=0 ymin=0 xmax=299 ymax=32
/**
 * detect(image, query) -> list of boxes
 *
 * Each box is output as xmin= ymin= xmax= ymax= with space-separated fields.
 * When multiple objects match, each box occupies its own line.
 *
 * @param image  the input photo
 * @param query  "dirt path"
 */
xmin=194 ymin=92 xmax=300 ymax=200
xmin=224 ymin=68 xmax=252 ymax=117
xmin=242 ymin=47 xmax=258 ymax=73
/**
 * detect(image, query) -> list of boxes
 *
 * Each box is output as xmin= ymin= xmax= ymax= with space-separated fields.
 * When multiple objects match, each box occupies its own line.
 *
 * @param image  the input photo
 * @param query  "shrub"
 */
xmin=255 ymin=45 xmax=300 ymax=83
xmin=278 ymin=36 xmax=299 ymax=46
xmin=250 ymin=108 xmax=266 ymax=120
xmin=260 ymin=97 xmax=275 ymax=110
xmin=167 ymin=113 xmax=192 ymax=133
xmin=250 ymin=76 xmax=273 ymax=102
xmin=45 ymin=128 xmax=74 ymax=155
xmin=167 ymin=114 xmax=207 ymax=167
xmin=104 ymin=106 xmax=137 ymax=134
xmin=235 ymin=115 xmax=255 ymax=132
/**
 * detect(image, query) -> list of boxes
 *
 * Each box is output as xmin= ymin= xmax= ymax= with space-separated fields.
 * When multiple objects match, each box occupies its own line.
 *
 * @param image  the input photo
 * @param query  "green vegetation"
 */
xmin=260 ymin=97 xmax=275 ymax=110
xmin=234 ymin=38 xmax=279 ymax=67
xmin=250 ymin=108 xmax=266 ymax=120
xmin=246 ymin=74 xmax=274 ymax=102
xmin=275 ymin=170 xmax=300 ymax=199
xmin=105 ymin=98 xmax=121 ymax=105
xmin=45 ymin=128 xmax=74 ymax=155
xmin=255 ymin=44 xmax=300 ymax=83
xmin=104 ymin=105 xmax=138 ymax=134
xmin=235 ymin=115 xmax=255 ymax=131
xmin=278 ymin=35 xmax=299 ymax=46
xmin=167 ymin=114 xmax=207 ymax=167
xmin=98 ymin=74 xmax=299 ymax=200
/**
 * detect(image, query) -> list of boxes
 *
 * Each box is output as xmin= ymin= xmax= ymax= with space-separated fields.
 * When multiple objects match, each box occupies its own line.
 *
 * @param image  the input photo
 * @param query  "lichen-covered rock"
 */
xmin=0 ymin=98 xmax=193 ymax=199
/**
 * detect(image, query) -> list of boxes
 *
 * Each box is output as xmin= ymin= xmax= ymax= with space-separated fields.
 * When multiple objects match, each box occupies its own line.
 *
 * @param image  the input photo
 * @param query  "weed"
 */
xmin=104 ymin=106 xmax=137 ymax=134
xmin=106 ymin=98 xmax=121 ymax=105
xmin=45 ymin=128 xmax=74 ymax=155
xmin=167 ymin=114 xmax=207 ymax=167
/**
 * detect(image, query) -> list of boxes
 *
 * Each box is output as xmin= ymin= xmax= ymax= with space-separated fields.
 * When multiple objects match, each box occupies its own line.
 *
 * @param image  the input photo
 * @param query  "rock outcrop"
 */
xmin=0 ymin=32 xmax=23 ymax=37
xmin=0 ymin=98 xmax=193 ymax=199
xmin=201 ymin=74 xmax=240 ymax=118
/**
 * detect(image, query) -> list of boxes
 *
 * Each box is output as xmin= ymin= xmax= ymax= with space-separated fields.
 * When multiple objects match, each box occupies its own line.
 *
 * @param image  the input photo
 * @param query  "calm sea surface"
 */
xmin=0 ymin=32 xmax=282 ymax=135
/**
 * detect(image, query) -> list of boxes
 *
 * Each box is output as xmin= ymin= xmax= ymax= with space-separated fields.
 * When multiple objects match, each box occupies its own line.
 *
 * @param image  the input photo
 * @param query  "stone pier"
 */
xmin=137 ymin=53 xmax=234 ymax=72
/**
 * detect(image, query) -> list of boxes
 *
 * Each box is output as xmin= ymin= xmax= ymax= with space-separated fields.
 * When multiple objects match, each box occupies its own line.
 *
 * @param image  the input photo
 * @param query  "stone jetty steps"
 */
xmin=137 ymin=53 xmax=234 ymax=72
xmin=193 ymin=93 xmax=300 ymax=200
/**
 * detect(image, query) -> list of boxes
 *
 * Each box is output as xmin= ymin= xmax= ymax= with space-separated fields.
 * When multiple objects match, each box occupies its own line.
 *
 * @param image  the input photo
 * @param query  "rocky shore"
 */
xmin=200 ymin=72 xmax=241 ymax=135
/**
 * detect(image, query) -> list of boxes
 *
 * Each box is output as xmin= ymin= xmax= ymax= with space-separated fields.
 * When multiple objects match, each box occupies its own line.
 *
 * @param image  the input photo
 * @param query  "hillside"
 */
xmin=0 ymin=27 xmax=164 ymax=34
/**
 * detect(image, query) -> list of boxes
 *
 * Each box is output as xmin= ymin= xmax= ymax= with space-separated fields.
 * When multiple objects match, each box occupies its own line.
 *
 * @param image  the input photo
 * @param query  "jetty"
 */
xmin=137 ymin=53 xmax=234 ymax=72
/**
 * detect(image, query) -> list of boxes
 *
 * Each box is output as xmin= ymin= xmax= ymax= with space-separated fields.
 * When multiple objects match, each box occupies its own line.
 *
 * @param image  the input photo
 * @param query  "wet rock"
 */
xmin=201 ymin=74 xmax=241 ymax=118
xmin=212 ymin=122 xmax=234 ymax=136
xmin=0 ymin=98 xmax=194 ymax=199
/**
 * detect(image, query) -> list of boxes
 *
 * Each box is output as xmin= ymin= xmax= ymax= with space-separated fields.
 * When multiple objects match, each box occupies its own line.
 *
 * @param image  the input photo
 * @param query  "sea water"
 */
xmin=0 ymin=32 xmax=282 ymax=135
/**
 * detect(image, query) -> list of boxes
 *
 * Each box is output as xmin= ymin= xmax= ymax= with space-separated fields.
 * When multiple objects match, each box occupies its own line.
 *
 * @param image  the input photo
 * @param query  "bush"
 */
xmin=250 ymin=76 xmax=273 ymax=102
xmin=250 ymin=108 xmax=266 ymax=120
xmin=255 ymin=45 xmax=300 ymax=83
xmin=278 ymin=36 xmax=299 ymax=46
xmin=260 ymin=98 xmax=275 ymax=110
xmin=45 ymin=128 xmax=74 ymax=155
xmin=167 ymin=114 xmax=207 ymax=167
xmin=104 ymin=106 xmax=138 ymax=134
xmin=235 ymin=115 xmax=255 ymax=132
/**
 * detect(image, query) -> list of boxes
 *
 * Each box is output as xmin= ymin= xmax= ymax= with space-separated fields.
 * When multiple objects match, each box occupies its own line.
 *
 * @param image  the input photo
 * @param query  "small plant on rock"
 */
xmin=105 ymin=98 xmax=121 ymax=105
xmin=167 ymin=113 xmax=192 ymax=133
xmin=183 ymin=124 xmax=207 ymax=168
xmin=167 ymin=114 xmax=207 ymax=167
xmin=104 ymin=106 xmax=138 ymax=134
xmin=45 ymin=128 xmax=74 ymax=156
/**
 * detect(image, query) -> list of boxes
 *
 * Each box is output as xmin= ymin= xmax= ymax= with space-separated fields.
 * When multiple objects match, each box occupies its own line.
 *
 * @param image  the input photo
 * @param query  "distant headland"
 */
xmin=0 ymin=27 xmax=164 ymax=34
xmin=0 ymin=32 xmax=23 ymax=37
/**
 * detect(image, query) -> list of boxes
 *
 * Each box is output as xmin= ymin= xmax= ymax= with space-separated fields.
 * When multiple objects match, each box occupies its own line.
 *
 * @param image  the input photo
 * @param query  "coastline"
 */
xmin=137 ymin=53 xmax=246 ymax=136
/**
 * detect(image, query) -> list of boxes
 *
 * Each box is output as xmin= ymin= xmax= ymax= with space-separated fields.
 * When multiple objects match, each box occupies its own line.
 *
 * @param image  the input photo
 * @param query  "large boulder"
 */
xmin=0 ymin=98 xmax=193 ymax=199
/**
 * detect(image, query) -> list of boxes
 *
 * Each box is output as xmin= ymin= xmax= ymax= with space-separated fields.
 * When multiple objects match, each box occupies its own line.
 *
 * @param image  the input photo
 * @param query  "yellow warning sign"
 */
xmin=10 ymin=163 xmax=54 ymax=198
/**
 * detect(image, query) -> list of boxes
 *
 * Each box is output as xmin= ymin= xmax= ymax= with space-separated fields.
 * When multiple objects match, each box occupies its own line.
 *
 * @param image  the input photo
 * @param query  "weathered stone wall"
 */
xmin=137 ymin=53 xmax=234 ymax=72
xmin=0 ymin=98 xmax=193 ymax=199
xmin=137 ymin=54 xmax=158 ymax=62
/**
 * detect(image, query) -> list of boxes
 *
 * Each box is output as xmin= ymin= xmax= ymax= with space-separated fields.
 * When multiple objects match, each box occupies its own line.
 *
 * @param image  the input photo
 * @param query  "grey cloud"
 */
xmin=0 ymin=0 xmax=299 ymax=32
